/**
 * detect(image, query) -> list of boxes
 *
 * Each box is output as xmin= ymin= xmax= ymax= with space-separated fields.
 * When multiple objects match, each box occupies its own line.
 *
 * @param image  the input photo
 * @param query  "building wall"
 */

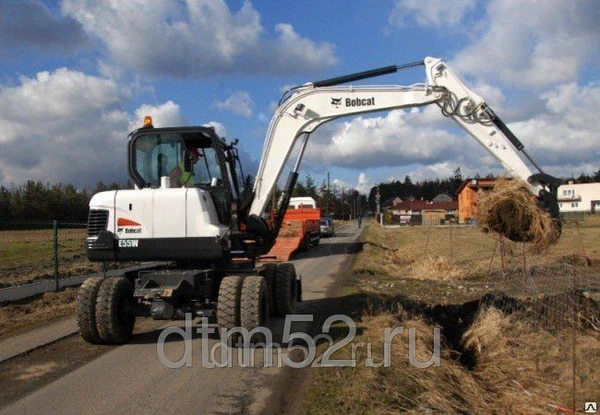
xmin=558 ymin=183 xmax=600 ymax=213
xmin=423 ymin=210 xmax=446 ymax=226
xmin=457 ymin=179 xmax=496 ymax=223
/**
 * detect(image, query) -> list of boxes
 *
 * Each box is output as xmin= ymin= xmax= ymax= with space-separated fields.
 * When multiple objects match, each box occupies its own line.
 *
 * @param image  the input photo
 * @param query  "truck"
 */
xmin=78 ymin=56 xmax=561 ymax=345
xmin=263 ymin=197 xmax=321 ymax=261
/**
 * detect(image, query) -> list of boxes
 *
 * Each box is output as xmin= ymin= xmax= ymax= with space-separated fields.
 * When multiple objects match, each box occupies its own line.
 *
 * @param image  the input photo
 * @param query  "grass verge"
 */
xmin=301 ymin=218 xmax=600 ymax=414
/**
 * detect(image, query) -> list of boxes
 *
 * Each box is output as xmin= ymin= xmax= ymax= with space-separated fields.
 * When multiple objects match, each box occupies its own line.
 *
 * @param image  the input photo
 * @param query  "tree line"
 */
xmin=0 ymin=180 xmax=123 ymax=223
xmin=1 ymin=168 xmax=597 ymax=223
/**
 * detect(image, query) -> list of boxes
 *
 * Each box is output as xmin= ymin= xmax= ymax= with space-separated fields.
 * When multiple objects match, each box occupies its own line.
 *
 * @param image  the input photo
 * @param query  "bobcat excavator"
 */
xmin=78 ymin=57 xmax=560 ymax=345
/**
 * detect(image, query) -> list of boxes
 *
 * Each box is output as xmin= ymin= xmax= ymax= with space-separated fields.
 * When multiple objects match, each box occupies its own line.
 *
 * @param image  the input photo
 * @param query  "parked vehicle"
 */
xmin=320 ymin=218 xmax=334 ymax=237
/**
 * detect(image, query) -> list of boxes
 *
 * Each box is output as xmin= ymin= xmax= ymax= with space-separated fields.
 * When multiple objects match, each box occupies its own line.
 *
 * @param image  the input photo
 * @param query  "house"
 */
xmin=557 ymin=182 xmax=600 ymax=214
xmin=456 ymin=178 xmax=496 ymax=223
xmin=389 ymin=198 xmax=458 ymax=225
xmin=432 ymin=193 xmax=453 ymax=203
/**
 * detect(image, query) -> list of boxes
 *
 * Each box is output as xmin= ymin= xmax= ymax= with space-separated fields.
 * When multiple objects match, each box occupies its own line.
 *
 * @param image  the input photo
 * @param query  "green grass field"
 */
xmin=0 ymin=228 xmax=100 ymax=287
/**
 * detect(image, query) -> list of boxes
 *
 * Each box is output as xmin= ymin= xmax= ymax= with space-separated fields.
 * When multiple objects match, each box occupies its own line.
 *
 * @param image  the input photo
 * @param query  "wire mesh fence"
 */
xmin=0 ymin=221 xmax=129 ymax=289
xmin=362 ymin=214 xmax=599 ymax=411
xmin=474 ymin=219 xmax=600 ymax=412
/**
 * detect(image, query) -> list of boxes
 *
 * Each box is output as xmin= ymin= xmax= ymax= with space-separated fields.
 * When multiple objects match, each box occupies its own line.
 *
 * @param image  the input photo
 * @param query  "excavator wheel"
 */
xmin=95 ymin=277 xmax=136 ymax=345
xmin=240 ymin=276 xmax=269 ymax=343
xmin=274 ymin=263 xmax=297 ymax=316
xmin=261 ymin=264 xmax=278 ymax=316
xmin=218 ymin=276 xmax=244 ymax=344
xmin=76 ymin=276 xmax=106 ymax=344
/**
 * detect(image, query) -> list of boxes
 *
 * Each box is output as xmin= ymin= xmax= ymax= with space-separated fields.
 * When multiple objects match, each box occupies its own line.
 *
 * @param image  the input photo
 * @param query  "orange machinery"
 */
xmin=261 ymin=197 xmax=321 ymax=262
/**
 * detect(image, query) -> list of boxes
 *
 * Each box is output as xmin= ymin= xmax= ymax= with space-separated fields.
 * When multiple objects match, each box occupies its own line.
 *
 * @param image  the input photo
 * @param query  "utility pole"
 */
xmin=376 ymin=185 xmax=381 ymax=226
xmin=325 ymin=171 xmax=330 ymax=217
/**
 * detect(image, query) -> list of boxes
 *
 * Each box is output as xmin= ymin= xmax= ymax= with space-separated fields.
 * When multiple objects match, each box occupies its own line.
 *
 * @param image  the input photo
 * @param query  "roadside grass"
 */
xmin=0 ymin=287 xmax=79 ymax=339
xmin=0 ymin=228 xmax=114 ymax=287
xmin=302 ymin=216 xmax=600 ymax=414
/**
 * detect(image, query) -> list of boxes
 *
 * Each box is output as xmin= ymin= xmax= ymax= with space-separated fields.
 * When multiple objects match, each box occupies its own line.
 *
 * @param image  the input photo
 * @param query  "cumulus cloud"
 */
xmin=389 ymin=0 xmax=477 ymax=27
xmin=62 ymin=0 xmax=337 ymax=78
xmin=129 ymin=101 xmax=185 ymax=131
xmin=0 ymin=68 xmax=189 ymax=187
xmin=301 ymin=78 xmax=599 ymax=181
xmin=0 ymin=68 xmax=128 ymax=187
xmin=306 ymin=109 xmax=464 ymax=170
xmin=450 ymin=0 xmax=600 ymax=88
xmin=0 ymin=1 xmax=90 ymax=57
xmin=510 ymin=82 xmax=600 ymax=167
xmin=215 ymin=91 xmax=254 ymax=118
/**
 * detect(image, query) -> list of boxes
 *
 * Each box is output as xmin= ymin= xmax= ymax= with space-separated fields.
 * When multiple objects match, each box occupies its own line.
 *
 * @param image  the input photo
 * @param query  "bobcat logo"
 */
xmin=331 ymin=97 xmax=342 ymax=107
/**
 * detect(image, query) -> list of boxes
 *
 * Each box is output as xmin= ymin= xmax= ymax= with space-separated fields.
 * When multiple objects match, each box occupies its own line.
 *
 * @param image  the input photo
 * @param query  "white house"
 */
xmin=557 ymin=182 xmax=600 ymax=214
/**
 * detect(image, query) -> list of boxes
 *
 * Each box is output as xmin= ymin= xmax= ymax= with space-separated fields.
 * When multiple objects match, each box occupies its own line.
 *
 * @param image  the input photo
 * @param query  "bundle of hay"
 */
xmin=477 ymin=178 xmax=559 ymax=248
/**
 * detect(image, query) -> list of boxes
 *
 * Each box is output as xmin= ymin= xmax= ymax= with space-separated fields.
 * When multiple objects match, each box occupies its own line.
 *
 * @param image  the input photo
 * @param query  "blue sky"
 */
xmin=0 ymin=0 xmax=598 ymax=194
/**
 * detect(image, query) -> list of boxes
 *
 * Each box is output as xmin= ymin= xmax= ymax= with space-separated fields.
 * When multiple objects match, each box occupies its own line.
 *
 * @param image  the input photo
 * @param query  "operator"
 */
xmin=169 ymin=147 xmax=201 ymax=187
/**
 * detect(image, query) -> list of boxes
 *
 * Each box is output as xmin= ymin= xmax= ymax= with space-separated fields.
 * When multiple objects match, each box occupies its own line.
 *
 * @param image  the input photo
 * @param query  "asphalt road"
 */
xmin=0 ymin=221 xmax=363 ymax=415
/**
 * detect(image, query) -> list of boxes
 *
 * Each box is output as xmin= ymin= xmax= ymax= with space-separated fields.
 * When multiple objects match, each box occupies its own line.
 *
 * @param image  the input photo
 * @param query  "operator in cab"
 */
xmin=169 ymin=146 xmax=201 ymax=187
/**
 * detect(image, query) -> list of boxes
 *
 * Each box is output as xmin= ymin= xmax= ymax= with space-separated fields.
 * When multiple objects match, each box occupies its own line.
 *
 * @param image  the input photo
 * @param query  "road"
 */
xmin=0 ymin=221 xmax=363 ymax=415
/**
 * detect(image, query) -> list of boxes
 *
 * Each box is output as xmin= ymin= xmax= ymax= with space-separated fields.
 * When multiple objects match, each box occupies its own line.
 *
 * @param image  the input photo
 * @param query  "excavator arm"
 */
xmin=246 ymin=57 xmax=560 ymax=245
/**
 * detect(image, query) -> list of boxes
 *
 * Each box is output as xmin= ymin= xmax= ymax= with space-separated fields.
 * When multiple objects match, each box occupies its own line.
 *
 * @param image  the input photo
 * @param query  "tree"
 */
xmin=304 ymin=174 xmax=318 ymax=199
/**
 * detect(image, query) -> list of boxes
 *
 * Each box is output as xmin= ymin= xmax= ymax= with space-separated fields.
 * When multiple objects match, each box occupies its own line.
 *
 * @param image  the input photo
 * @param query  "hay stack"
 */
xmin=477 ymin=178 xmax=559 ymax=247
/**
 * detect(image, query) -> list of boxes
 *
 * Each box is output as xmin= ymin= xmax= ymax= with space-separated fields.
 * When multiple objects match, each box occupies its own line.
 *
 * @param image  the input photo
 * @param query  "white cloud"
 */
xmin=510 ymin=82 xmax=600 ymax=167
xmin=0 ymin=68 xmax=129 ymax=186
xmin=0 ymin=68 xmax=189 ymax=187
xmin=306 ymin=109 xmax=463 ymax=170
xmin=130 ymin=101 xmax=185 ymax=131
xmin=356 ymin=172 xmax=372 ymax=195
xmin=389 ymin=0 xmax=477 ymax=27
xmin=202 ymin=121 xmax=227 ymax=138
xmin=62 ymin=0 xmax=337 ymax=78
xmin=451 ymin=0 xmax=600 ymax=87
xmin=215 ymin=91 xmax=254 ymax=118
xmin=302 ymin=79 xmax=599 ymax=181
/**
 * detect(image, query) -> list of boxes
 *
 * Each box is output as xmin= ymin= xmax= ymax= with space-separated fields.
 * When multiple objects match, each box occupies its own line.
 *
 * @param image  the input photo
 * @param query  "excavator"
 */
xmin=78 ymin=57 xmax=561 ymax=345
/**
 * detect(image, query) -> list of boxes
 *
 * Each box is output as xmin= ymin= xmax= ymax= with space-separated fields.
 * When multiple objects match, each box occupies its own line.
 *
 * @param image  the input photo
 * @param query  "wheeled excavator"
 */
xmin=78 ymin=57 xmax=560 ymax=345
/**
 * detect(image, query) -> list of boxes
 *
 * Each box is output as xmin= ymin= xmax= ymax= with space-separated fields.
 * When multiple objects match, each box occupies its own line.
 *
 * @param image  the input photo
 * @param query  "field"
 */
xmin=303 ymin=216 xmax=600 ymax=414
xmin=0 ymin=227 xmax=119 ymax=288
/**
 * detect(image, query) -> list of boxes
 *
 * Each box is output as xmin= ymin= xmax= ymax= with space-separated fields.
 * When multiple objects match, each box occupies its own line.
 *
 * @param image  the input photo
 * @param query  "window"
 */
xmin=559 ymin=203 xmax=563 ymax=208
xmin=571 ymin=202 xmax=578 ymax=208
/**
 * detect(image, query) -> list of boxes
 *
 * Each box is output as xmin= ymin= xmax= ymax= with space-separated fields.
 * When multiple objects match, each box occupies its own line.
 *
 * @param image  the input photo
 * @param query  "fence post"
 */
xmin=53 ymin=220 xmax=59 ymax=292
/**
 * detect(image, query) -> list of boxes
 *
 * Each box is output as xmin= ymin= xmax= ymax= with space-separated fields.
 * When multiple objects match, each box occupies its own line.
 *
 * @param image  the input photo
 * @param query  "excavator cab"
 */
xmin=128 ymin=126 xmax=224 ymax=189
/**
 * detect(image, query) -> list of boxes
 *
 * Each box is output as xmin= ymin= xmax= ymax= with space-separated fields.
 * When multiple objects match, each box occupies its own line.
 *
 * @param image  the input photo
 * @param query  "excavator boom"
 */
xmin=247 ymin=57 xmax=559 ymax=240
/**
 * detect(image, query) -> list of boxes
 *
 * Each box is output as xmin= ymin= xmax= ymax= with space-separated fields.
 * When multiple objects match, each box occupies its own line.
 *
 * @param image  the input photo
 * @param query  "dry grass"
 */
xmin=304 ymin=302 xmax=599 ymax=414
xmin=303 ymin=217 xmax=600 ymax=415
xmin=477 ymin=178 xmax=560 ymax=248
xmin=354 ymin=216 xmax=600 ymax=283
xmin=0 ymin=288 xmax=78 ymax=338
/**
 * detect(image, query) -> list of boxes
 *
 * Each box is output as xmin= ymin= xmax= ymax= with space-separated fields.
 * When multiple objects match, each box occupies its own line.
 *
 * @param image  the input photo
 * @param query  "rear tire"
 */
xmin=95 ymin=277 xmax=136 ymax=345
xmin=274 ymin=263 xmax=297 ymax=316
xmin=76 ymin=277 xmax=105 ymax=344
xmin=241 ymin=277 xmax=268 ymax=343
xmin=218 ymin=276 xmax=244 ymax=342
xmin=261 ymin=264 xmax=278 ymax=316
xmin=311 ymin=234 xmax=320 ymax=247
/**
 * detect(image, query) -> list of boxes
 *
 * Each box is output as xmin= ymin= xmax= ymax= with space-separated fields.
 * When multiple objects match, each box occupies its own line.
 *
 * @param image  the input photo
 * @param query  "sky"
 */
xmin=0 ymin=0 xmax=598 ymax=194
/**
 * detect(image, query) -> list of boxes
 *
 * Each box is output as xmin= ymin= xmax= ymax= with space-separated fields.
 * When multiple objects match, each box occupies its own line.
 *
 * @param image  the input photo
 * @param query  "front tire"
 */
xmin=95 ymin=277 xmax=136 ymax=345
xmin=76 ymin=277 xmax=105 ymax=344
